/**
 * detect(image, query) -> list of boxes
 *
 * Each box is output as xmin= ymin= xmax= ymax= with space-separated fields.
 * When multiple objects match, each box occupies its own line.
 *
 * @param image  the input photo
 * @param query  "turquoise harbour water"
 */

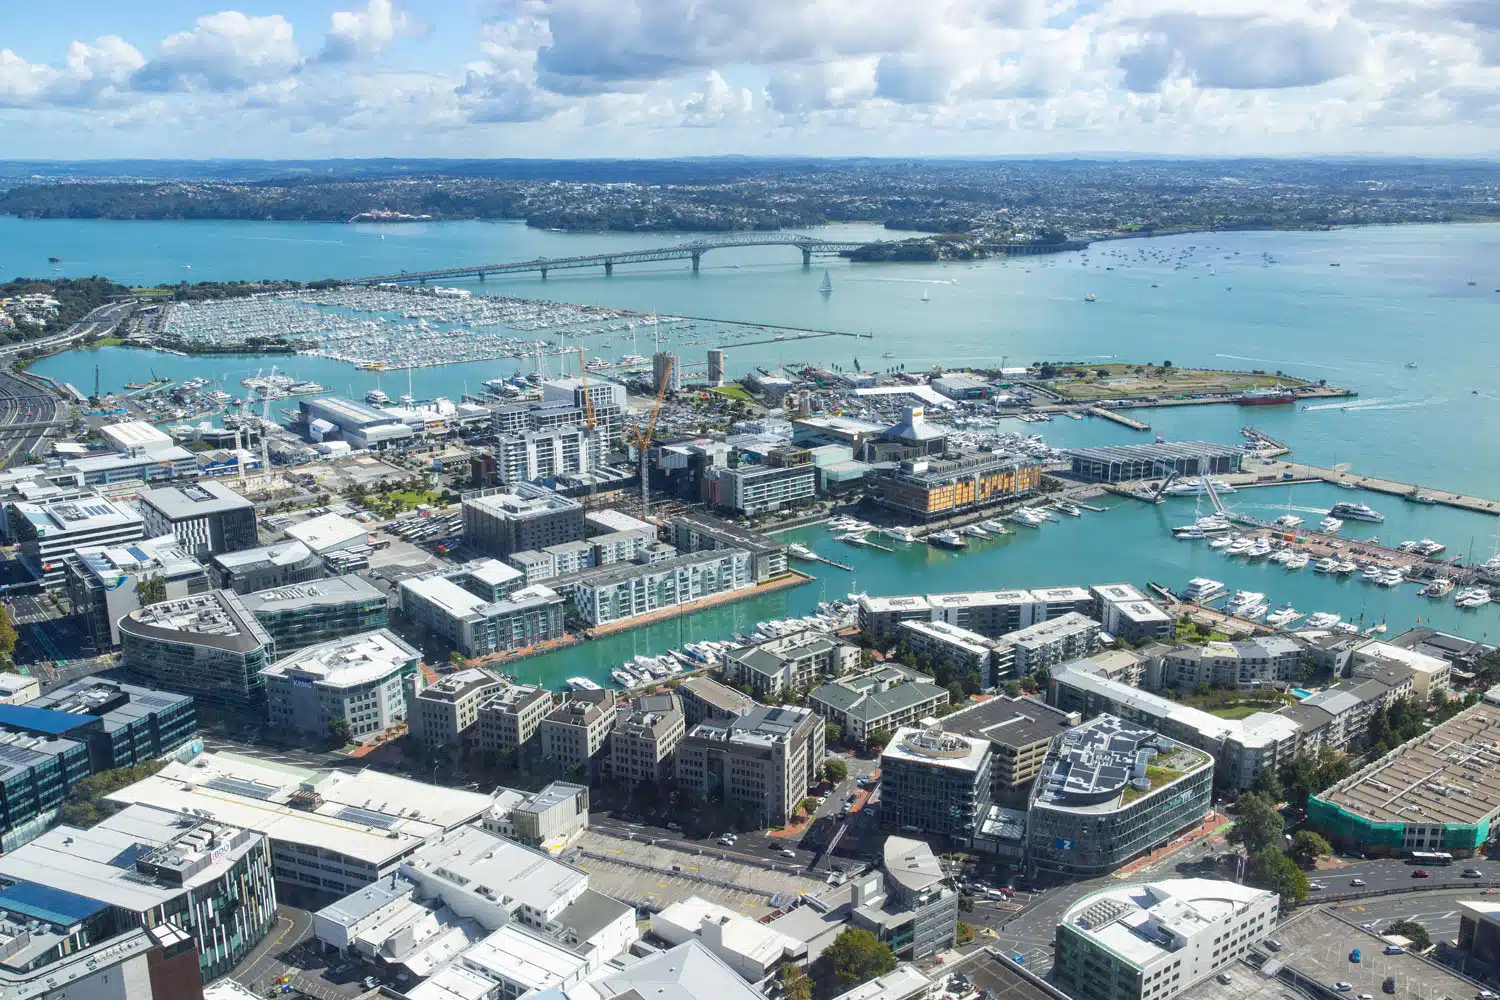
xmin=11 ymin=217 xmax=1500 ymax=687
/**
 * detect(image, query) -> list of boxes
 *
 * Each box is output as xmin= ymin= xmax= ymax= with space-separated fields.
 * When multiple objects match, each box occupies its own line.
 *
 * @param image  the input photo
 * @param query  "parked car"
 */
xmin=1382 ymin=978 xmax=1395 ymax=994
xmin=1216 ymin=974 xmax=1232 ymax=985
xmin=1350 ymin=950 xmax=1362 ymax=963
xmin=1264 ymin=939 xmax=1283 ymax=952
xmin=1384 ymin=946 xmax=1404 ymax=955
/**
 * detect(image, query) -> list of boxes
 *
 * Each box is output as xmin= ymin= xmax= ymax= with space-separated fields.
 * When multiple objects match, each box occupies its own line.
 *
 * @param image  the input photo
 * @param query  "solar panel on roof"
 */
xmin=205 ymin=776 xmax=280 ymax=800
xmin=0 ymin=745 xmax=40 ymax=765
xmin=334 ymin=806 xmax=399 ymax=830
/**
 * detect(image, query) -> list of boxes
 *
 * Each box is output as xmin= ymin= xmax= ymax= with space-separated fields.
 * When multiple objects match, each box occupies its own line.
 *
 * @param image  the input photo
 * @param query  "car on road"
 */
xmin=1357 ymin=994 xmax=1372 ymax=1000
xmin=1383 ymin=946 xmax=1404 ymax=955
xmin=778 ymin=848 xmax=796 ymax=859
xmin=1464 ymin=868 xmax=1484 ymax=877
xmin=1333 ymin=983 xmax=1352 ymax=992
xmin=1309 ymin=882 xmax=1325 ymax=890
xmin=1350 ymin=878 xmax=1365 ymax=886
xmin=1412 ymin=869 xmax=1431 ymax=878
xmin=717 ymin=837 xmax=734 ymax=846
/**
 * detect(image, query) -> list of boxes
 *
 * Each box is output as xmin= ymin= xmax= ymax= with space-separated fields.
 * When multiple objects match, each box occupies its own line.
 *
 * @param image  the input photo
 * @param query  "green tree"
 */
xmin=1003 ymin=681 xmax=1022 ymax=697
xmin=1383 ymin=920 xmax=1431 ymax=951
xmin=135 ymin=577 xmax=166 ymax=607
xmin=0 ymin=606 xmax=15 ymax=658
xmin=1250 ymin=848 xmax=1308 ymax=905
xmin=823 ymin=758 xmax=848 ymax=783
xmin=779 ymin=963 xmax=812 ymax=1000
xmin=1226 ymin=792 xmax=1282 ymax=855
xmin=328 ymin=717 xmax=352 ymax=747
xmin=824 ymin=723 xmax=843 ymax=747
xmin=958 ymin=893 xmax=975 ymax=912
xmin=799 ymin=797 xmax=820 ymax=817
xmin=1290 ymin=831 xmax=1333 ymax=866
xmin=869 ymin=729 xmax=893 ymax=749
xmin=1250 ymin=766 xmax=1282 ymax=803
xmin=821 ymin=928 xmax=896 ymax=990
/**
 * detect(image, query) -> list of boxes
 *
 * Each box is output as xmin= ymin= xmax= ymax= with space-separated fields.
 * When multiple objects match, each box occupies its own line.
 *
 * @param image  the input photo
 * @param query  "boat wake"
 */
xmin=1305 ymin=397 xmax=1446 ymax=413
xmin=1214 ymin=352 xmax=1342 ymax=370
xmin=853 ymin=277 xmax=962 ymax=285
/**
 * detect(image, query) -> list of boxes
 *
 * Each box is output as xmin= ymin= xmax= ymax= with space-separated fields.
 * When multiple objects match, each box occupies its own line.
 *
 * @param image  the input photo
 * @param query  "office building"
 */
xmin=871 ymin=453 xmax=1042 ymax=521
xmin=282 ymin=512 xmax=368 ymax=556
xmin=677 ymin=706 xmax=825 ymax=828
xmin=478 ymin=684 xmax=554 ymax=756
xmin=300 ymin=396 xmax=413 ymax=450
xmin=1351 ymin=639 xmax=1452 ymax=703
xmin=611 ymin=692 xmax=685 ymax=786
xmin=992 ymin=613 xmax=1101 ymax=678
xmin=1053 ymin=879 xmax=1278 ymax=1000
xmin=1026 ymin=715 xmax=1214 ymax=877
xmin=569 ymin=549 xmax=752 ymax=628
xmin=65 ymin=534 xmax=211 ymax=652
xmin=407 ymin=667 xmax=506 ymax=753
xmin=207 ymin=539 xmax=323 ymax=593
xmin=400 ymin=570 xmax=566 ymax=658
xmin=539 ymin=690 xmax=617 ymax=777
xmin=941 ymin=696 xmax=1079 ymax=802
xmin=1309 ymin=703 xmax=1500 ymax=856
xmin=240 ymin=577 xmax=389 ymax=654
xmin=849 ymin=836 xmax=959 ymax=960
xmin=62 ymin=446 xmax=200 ymax=487
xmin=1156 ymin=636 xmax=1306 ymax=692
xmin=879 ymin=727 xmax=993 ymax=844
xmin=494 ymin=426 xmax=597 ymax=485
xmin=1091 ymin=584 xmax=1175 ymax=642
xmin=313 ymin=823 xmax=635 ymax=998
xmin=118 ymin=590 xmax=276 ymax=714
xmin=1049 ymin=663 xmax=1302 ymax=791
xmin=678 ymin=676 xmax=756 ymax=726
xmin=1065 ymin=442 xmax=1245 ymax=484
xmin=705 ymin=461 xmax=817 ymax=516
xmin=24 ymin=678 xmax=196 ymax=772
xmin=723 ymin=630 xmax=859 ymax=700
xmin=0 ymin=672 xmax=37 ymax=706
xmin=484 ymin=781 xmax=590 ymax=852
xmin=858 ymin=595 xmax=933 ymax=645
xmin=927 ymin=590 xmax=1037 ymax=637
xmin=0 ymin=725 xmax=91 ymax=848
xmin=463 ymin=485 xmax=586 ymax=559
xmin=262 ymin=628 xmax=419 ymax=741
xmin=899 ymin=620 xmax=1001 ymax=685
xmin=107 ymin=751 xmax=492 ymax=900
xmin=0 ymin=923 xmax=203 ymax=1000
xmin=0 ymin=803 xmax=277 ymax=983
xmin=136 ymin=480 xmax=257 ymax=558
xmin=650 ymin=897 xmax=805 ymax=982
xmin=811 ymin=666 xmax=950 ymax=747
xmin=666 ymin=512 xmax=791 ymax=583
xmin=11 ymin=493 xmax=146 ymax=589
xmin=1457 ymin=900 xmax=1500 ymax=968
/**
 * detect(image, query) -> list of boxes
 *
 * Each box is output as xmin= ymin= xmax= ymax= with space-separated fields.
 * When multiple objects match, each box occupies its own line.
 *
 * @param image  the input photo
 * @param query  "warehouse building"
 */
xmin=300 ymin=397 xmax=413 ymax=450
xmin=1066 ymin=441 xmax=1245 ymax=484
xmin=136 ymin=480 xmax=257 ymax=558
xmin=283 ymin=511 xmax=369 ymax=556
xmin=1026 ymin=715 xmax=1214 ymax=878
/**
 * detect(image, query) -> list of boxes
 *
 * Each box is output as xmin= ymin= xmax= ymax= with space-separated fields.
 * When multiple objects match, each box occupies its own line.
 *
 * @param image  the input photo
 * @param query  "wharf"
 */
xmin=1253 ymin=460 xmax=1500 ymax=516
xmin=1086 ymin=407 xmax=1150 ymax=431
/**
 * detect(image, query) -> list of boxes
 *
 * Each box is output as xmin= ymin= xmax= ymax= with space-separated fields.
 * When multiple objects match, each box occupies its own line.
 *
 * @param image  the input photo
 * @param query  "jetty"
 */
xmin=1257 ymin=460 xmax=1500 ymax=517
xmin=1086 ymin=407 xmax=1151 ymax=431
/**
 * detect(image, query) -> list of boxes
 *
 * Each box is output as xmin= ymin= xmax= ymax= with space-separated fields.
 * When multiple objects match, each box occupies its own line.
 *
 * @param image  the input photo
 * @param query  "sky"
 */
xmin=5 ymin=0 xmax=1500 ymax=159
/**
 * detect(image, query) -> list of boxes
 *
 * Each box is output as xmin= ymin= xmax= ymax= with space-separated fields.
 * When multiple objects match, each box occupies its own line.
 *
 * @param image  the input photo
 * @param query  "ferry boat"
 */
xmin=1329 ymin=501 xmax=1385 ymax=522
xmin=1181 ymin=578 xmax=1224 ymax=602
xmin=567 ymin=677 xmax=602 ymax=692
xmin=928 ymin=530 xmax=966 ymax=549
xmin=1238 ymin=388 xmax=1298 ymax=406
xmin=1318 ymin=516 xmax=1344 ymax=533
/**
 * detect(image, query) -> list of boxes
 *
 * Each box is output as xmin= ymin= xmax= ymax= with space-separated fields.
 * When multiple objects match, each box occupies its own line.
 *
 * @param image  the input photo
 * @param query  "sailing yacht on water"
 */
xmin=921 ymin=288 xmax=930 ymax=302
xmin=820 ymin=271 xmax=833 ymax=295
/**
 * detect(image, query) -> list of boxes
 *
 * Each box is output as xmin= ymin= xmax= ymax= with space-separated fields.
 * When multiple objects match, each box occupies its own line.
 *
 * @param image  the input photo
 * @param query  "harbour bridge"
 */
xmin=347 ymin=233 xmax=885 ymax=285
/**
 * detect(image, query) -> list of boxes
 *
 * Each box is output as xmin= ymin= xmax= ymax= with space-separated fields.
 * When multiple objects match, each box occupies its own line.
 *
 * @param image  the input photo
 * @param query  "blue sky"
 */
xmin=4 ymin=0 xmax=1500 ymax=159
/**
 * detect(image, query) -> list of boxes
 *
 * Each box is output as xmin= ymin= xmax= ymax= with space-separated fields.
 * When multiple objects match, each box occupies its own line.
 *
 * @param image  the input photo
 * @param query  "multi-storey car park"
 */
xmin=1309 ymin=702 xmax=1500 ymax=857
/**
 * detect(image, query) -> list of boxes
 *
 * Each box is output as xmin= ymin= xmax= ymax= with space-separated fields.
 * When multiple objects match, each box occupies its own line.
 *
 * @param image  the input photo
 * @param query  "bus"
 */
xmin=1409 ymin=851 xmax=1454 ymax=866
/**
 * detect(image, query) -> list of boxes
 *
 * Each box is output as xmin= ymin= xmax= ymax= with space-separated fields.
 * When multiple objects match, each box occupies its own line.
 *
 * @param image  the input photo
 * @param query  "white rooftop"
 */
xmin=263 ymin=628 xmax=417 ymax=689
xmin=403 ymin=824 xmax=586 ymax=915
xmin=212 ymin=539 xmax=314 ymax=569
xmin=585 ymin=510 xmax=657 ymax=536
xmin=284 ymin=512 xmax=367 ymax=553
xmin=881 ymin=726 xmax=989 ymax=773
xmin=859 ymin=595 xmax=931 ymax=615
xmin=100 ymin=420 xmax=174 ymax=454
xmin=1061 ymin=879 xmax=1274 ymax=970
xmin=105 ymin=752 xmax=491 ymax=867
xmin=17 ymin=494 xmax=143 ymax=536
xmin=827 ymin=965 xmax=931 ymax=1000
xmin=1054 ymin=664 xmax=1296 ymax=748
xmin=1358 ymin=640 xmax=1449 ymax=675
xmin=469 ymin=558 xmax=524 ymax=589
xmin=402 ymin=575 xmax=489 ymax=617
xmin=926 ymin=590 xmax=1034 ymax=608
xmin=652 ymin=896 xmax=803 ymax=974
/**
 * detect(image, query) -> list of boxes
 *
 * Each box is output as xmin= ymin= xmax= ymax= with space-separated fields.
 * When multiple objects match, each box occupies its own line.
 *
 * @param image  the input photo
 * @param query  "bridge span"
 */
xmin=347 ymin=234 xmax=881 ymax=285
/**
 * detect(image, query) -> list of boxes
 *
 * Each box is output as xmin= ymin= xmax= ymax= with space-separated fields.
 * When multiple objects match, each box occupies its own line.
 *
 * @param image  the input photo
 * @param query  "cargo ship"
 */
xmin=1238 ymin=388 xmax=1297 ymax=405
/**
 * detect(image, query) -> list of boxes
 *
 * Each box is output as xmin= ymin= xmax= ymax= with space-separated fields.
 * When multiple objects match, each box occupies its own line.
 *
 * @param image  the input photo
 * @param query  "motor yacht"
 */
xmin=1303 ymin=612 xmax=1342 ymax=629
xmin=883 ymin=527 xmax=918 ymax=543
xmin=1163 ymin=479 xmax=1238 ymax=496
xmin=788 ymin=543 xmax=816 ymax=559
xmin=1420 ymin=578 xmax=1454 ymax=598
xmin=1247 ymin=537 xmax=1273 ymax=558
xmin=1329 ymin=501 xmax=1385 ymax=522
xmin=1313 ymin=557 xmax=1338 ymax=573
xmin=611 ymin=668 xmax=640 ymax=688
xmin=1225 ymin=537 xmax=1254 ymax=555
xmin=1318 ymin=516 xmax=1344 ymax=533
xmin=1224 ymin=591 xmax=1269 ymax=619
xmin=1334 ymin=559 xmax=1358 ymax=574
xmin=1182 ymin=578 xmax=1224 ymax=602
xmin=1209 ymin=535 xmax=1234 ymax=549
xmin=567 ymin=677 xmax=602 ymax=692
xmin=1456 ymin=587 xmax=1494 ymax=608
xmin=928 ymin=530 xmax=966 ymax=549
xmin=1414 ymin=539 xmax=1447 ymax=556
xmin=1265 ymin=605 xmax=1303 ymax=628
xmin=1273 ymin=514 xmax=1304 ymax=530
xmin=1285 ymin=552 xmax=1311 ymax=570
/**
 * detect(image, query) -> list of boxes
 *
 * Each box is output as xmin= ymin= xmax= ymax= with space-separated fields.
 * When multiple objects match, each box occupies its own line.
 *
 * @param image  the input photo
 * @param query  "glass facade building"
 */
xmin=119 ymin=591 xmax=275 ymax=714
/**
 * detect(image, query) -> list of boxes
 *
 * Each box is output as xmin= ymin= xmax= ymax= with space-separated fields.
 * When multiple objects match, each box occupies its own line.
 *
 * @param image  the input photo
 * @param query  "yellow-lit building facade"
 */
xmin=874 ymin=455 xmax=1043 ymax=520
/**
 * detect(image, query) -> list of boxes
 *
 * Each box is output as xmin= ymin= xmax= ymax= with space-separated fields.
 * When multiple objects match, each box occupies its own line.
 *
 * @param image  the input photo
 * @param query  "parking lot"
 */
xmin=571 ymin=829 xmax=828 ymax=916
xmin=941 ymin=949 xmax=1054 ymax=1000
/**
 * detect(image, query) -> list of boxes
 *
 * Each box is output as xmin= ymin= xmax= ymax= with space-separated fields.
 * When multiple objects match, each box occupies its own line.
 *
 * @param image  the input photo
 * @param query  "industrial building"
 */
xmin=879 ymin=726 xmax=993 ymax=844
xmin=136 ymin=480 xmax=258 ymax=558
xmin=849 ymin=836 xmax=960 ymax=961
xmin=107 ymin=751 xmax=493 ymax=900
xmin=1066 ymin=441 xmax=1245 ymax=484
xmin=870 ymin=452 xmax=1042 ymax=521
xmin=118 ymin=590 xmax=276 ymax=713
xmin=1026 ymin=715 xmax=1214 ymax=877
xmin=300 ymin=396 xmax=414 ymax=450
xmin=282 ymin=511 xmax=370 ymax=556
xmin=65 ymin=534 xmax=211 ymax=652
xmin=10 ymin=492 xmax=146 ymax=589
xmin=240 ymin=576 xmax=389 ymax=653
xmin=207 ymin=539 xmax=323 ymax=593
xmin=810 ymin=666 xmax=950 ymax=747
xmin=1053 ymin=879 xmax=1278 ymax=1000
xmin=262 ymin=628 xmax=419 ymax=741
xmin=1309 ymin=702 xmax=1500 ymax=856
xmin=723 ymin=630 xmax=858 ymax=700
xmin=462 ymin=485 xmax=586 ymax=559
xmin=0 ymin=803 xmax=278 ymax=983
xmin=676 ymin=706 xmax=825 ymax=827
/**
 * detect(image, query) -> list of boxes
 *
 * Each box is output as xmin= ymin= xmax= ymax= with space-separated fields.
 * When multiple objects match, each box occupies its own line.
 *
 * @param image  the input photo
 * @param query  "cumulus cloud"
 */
xmin=0 ymin=36 xmax=144 ymax=108
xmin=320 ymin=0 xmax=426 ymax=62
xmin=133 ymin=12 xmax=301 ymax=92
xmin=1118 ymin=14 xmax=1368 ymax=91
xmin=766 ymin=61 xmax=876 ymax=113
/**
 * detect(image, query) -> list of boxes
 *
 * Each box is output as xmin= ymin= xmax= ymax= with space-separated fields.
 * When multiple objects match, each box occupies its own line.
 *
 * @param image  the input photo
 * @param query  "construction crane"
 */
xmin=574 ymin=347 xmax=597 ymax=431
xmin=576 ymin=347 xmax=601 ymax=501
xmin=627 ymin=354 xmax=673 ymax=515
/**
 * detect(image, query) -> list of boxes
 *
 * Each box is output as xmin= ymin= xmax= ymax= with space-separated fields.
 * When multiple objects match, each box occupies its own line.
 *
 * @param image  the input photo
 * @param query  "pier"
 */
xmin=1086 ymin=406 xmax=1151 ymax=431
xmin=1253 ymin=460 xmax=1500 ymax=517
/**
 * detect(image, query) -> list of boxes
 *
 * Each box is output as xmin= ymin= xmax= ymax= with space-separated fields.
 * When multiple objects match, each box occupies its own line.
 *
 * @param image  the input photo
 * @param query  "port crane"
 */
xmin=627 ymin=355 xmax=674 ymax=516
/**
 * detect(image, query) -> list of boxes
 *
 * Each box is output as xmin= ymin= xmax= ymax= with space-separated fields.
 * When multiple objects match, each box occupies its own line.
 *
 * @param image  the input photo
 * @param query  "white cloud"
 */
xmin=0 ymin=36 xmax=144 ymax=108
xmin=321 ymin=0 xmax=426 ymax=62
xmin=133 ymin=12 xmax=301 ymax=92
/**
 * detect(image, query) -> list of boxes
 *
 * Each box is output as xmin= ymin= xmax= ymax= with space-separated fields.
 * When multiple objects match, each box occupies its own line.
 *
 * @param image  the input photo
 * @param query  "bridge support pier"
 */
xmin=604 ymin=261 xmax=613 ymax=276
xmin=801 ymin=248 xmax=812 ymax=266
xmin=540 ymin=267 xmax=548 ymax=280
xmin=478 ymin=271 xmax=485 ymax=282
xmin=691 ymin=251 xmax=701 ymax=272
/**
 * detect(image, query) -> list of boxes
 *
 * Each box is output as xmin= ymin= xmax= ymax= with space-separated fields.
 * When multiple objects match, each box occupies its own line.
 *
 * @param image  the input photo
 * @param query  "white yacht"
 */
xmin=1313 ymin=557 xmax=1338 ymax=573
xmin=1420 ymin=578 xmax=1454 ymax=598
xmin=1318 ymin=516 xmax=1344 ymax=533
xmin=1223 ymin=590 xmax=1269 ymax=619
xmin=1269 ymin=549 xmax=1293 ymax=564
xmin=1457 ymin=587 xmax=1494 ymax=608
xmin=1414 ymin=539 xmax=1447 ymax=556
xmin=928 ymin=530 xmax=966 ymax=549
xmin=1163 ymin=479 xmax=1238 ymax=496
xmin=1209 ymin=535 xmax=1235 ymax=549
xmin=1247 ymin=537 xmax=1273 ymax=558
xmin=567 ymin=677 xmax=603 ymax=692
xmin=611 ymin=667 xmax=639 ymax=688
xmin=1225 ymin=537 xmax=1254 ymax=555
xmin=1397 ymin=540 xmax=1418 ymax=552
xmin=1303 ymin=612 xmax=1342 ymax=629
xmin=960 ymin=524 xmax=989 ymax=538
xmin=1055 ymin=502 xmax=1083 ymax=517
xmin=788 ymin=543 xmax=816 ymax=560
xmin=1182 ymin=578 xmax=1224 ymax=602
xmin=883 ymin=527 xmax=918 ymax=544
xmin=364 ymin=388 xmax=391 ymax=405
xmin=1329 ymin=501 xmax=1385 ymax=522
xmin=1285 ymin=552 xmax=1311 ymax=570
xmin=1334 ymin=558 xmax=1359 ymax=574
xmin=1273 ymin=514 xmax=1304 ymax=530
xmin=1265 ymin=605 xmax=1303 ymax=628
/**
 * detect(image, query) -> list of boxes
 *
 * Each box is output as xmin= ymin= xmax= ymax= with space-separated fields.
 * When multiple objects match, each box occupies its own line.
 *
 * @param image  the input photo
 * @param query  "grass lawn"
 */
xmin=1120 ymin=765 xmax=1185 ymax=804
xmin=1206 ymin=705 xmax=1270 ymax=720
xmin=365 ymin=488 xmax=444 ymax=514
xmin=711 ymin=384 xmax=753 ymax=401
xmin=92 ymin=337 xmax=126 ymax=348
